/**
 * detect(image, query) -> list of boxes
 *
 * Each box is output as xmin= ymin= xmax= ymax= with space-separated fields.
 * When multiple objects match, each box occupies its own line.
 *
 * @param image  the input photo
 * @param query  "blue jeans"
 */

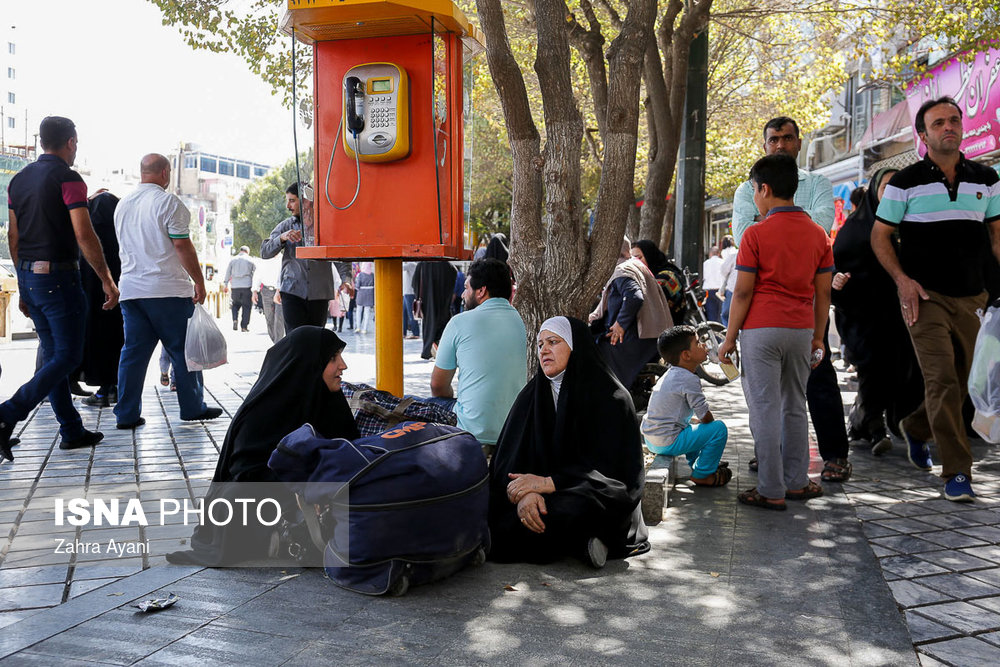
xmin=0 ymin=269 xmax=88 ymax=439
xmin=721 ymin=289 xmax=733 ymax=326
xmin=645 ymin=420 xmax=728 ymax=478
xmin=402 ymin=294 xmax=420 ymax=336
xmin=115 ymin=298 xmax=207 ymax=423
xmin=422 ymin=396 xmax=457 ymax=411
xmin=704 ymin=289 xmax=722 ymax=323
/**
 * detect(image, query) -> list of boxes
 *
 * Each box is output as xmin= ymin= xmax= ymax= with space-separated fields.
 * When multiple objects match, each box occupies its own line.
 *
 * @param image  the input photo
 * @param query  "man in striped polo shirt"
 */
xmin=872 ymin=96 xmax=1000 ymax=502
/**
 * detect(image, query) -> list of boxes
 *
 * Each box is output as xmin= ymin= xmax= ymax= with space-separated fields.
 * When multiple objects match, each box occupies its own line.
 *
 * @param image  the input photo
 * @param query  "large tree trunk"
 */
xmin=477 ymin=0 xmax=655 ymax=359
xmin=638 ymin=1 xmax=713 ymax=246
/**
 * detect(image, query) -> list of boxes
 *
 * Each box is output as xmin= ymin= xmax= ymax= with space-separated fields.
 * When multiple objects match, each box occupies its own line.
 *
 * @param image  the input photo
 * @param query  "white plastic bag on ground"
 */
xmin=969 ymin=304 xmax=1000 ymax=443
xmin=185 ymin=304 xmax=228 ymax=371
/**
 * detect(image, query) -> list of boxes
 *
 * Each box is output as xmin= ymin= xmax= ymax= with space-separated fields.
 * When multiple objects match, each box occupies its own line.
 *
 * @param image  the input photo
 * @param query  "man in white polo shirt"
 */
xmin=113 ymin=153 xmax=222 ymax=429
xmin=429 ymin=258 xmax=526 ymax=455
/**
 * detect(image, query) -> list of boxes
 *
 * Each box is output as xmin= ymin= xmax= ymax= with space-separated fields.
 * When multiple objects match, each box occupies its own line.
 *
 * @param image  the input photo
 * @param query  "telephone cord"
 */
xmin=325 ymin=113 xmax=363 ymax=210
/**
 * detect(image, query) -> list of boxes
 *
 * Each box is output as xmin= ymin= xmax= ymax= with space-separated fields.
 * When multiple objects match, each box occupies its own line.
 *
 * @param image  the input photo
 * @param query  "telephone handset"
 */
xmin=345 ymin=76 xmax=365 ymax=135
xmin=341 ymin=63 xmax=410 ymax=163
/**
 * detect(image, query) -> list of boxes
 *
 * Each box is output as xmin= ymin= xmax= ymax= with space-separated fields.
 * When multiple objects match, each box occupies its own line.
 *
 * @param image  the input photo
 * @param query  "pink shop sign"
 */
xmin=905 ymin=47 xmax=1000 ymax=159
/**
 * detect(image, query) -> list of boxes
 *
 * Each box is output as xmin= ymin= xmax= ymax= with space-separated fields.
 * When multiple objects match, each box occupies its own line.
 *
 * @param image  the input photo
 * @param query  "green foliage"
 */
xmin=148 ymin=0 xmax=312 ymax=105
xmin=231 ymin=150 xmax=313 ymax=253
xmin=153 ymin=0 xmax=1000 ymax=210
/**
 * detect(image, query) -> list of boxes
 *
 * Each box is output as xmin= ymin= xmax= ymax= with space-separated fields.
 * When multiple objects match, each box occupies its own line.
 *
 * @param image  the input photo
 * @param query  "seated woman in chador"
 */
xmin=167 ymin=326 xmax=359 ymax=566
xmin=488 ymin=316 xmax=649 ymax=568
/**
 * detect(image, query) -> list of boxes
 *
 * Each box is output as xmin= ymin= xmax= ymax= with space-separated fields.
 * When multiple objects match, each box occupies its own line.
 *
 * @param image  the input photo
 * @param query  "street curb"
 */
xmin=642 ymin=454 xmax=675 ymax=524
xmin=0 ymin=565 xmax=203 ymax=660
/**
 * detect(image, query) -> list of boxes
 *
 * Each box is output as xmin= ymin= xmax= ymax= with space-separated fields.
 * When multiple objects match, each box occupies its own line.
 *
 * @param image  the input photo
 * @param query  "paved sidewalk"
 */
xmin=0 ymin=319 xmax=993 ymax=664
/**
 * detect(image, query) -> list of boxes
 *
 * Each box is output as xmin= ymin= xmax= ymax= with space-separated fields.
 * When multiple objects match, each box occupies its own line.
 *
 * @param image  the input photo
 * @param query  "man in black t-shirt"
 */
xmin=1 ymin=116 xmax=119 ymax=461
xmin=873 ymin=97 xmax=1000 ymax=502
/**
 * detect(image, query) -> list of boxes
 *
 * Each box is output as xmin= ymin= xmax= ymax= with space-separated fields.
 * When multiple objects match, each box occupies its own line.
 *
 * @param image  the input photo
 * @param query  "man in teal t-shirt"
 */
xmin=430 ymin=258 xmax=527 ymax=454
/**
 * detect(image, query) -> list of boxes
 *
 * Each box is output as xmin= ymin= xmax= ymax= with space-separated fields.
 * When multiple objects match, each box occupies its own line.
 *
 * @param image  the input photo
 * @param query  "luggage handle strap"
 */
xmin=348 ymin=395 xmax=416 ymax=428
xmin=296 ymin=494 xmax=329 ymax=554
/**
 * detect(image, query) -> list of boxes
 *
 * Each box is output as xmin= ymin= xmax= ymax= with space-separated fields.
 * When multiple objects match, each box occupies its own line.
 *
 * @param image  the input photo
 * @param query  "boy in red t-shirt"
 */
xmin=718 ymin=154 xmax=834 ymax=511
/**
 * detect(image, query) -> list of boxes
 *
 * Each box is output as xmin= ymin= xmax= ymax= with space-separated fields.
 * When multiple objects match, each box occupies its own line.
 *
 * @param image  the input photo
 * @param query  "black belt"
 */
xmin=18 ymin=260 xmax=80 ymax=273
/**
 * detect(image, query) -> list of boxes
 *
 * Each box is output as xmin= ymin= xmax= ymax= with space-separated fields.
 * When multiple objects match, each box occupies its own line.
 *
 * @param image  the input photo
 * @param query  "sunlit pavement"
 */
xmin=0 ymin=313 xmax=995 ymax=664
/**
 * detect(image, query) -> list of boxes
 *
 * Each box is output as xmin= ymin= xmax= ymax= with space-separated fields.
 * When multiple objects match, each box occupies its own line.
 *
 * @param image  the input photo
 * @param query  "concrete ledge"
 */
xmin=641 ymin=455 xmax=676 ymax=525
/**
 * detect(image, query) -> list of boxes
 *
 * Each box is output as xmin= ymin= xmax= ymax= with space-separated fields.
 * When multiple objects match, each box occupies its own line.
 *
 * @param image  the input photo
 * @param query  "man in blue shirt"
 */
xmin=430 ymin=258 xmax=527 ymax=455
xmin=731 ymin=116 xmax=851 ymax=485
xmin=732 ymin=117 xmax=835 ymax=245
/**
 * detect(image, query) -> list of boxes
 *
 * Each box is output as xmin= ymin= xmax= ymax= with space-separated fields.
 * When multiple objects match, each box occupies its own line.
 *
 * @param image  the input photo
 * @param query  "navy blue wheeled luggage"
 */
xmin=269 ymin=421 xmax=490 ymax=595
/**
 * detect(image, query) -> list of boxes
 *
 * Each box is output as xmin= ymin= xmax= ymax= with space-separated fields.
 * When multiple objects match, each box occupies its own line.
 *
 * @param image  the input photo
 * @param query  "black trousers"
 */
xmin=839 ymin=303 xmax=924 ymax=441
xmin=806 ymin=319 xmax=849 ymax=461
xmin=230 ymin=288 xmax=253 ymax=329
xmin=280 ymin=292 xmax=329 ymax=332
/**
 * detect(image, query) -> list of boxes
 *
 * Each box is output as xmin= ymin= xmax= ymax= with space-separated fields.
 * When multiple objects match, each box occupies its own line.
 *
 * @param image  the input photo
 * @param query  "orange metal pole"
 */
xmin=375 ymin=259 xmax=404 ymax=396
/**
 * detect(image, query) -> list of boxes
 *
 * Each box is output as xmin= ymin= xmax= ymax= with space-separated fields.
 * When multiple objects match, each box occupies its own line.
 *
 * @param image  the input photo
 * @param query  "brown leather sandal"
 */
xmin=820 ymin=458 xmax=852 ymax=483
xmin=738 ymin=487 xmax=786 ymax=510
xmin=692 ymin=466 xmax=733 ymax=487
xmin=785 ymin=480 xmax=824 ymax=500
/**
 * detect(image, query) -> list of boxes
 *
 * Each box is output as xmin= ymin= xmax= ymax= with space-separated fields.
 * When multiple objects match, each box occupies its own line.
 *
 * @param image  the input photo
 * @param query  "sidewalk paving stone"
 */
xmin=4 ymin=328 xmax=996 ymax=663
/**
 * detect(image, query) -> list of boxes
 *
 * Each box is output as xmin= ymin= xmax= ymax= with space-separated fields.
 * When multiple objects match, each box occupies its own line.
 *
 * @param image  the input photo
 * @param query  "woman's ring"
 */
xmin=902 ymin=305 xmax=909 ymax=309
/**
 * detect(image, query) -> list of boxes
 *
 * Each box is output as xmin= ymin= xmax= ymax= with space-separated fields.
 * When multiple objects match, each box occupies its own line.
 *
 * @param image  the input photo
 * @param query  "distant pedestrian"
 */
xmin=113 ymin=153 xmax=223 ymax=430
xmin=355 ymin=262 xmax=375 ymax=334
xmin=413 ymin=261 xmax=457 ymax=359
xmin=224 ymin=245 xmax=256 ymax=332
xmin=260 ymin=183 xmax=337 ymax=332
xmin=252 ymin=254 xmax=285 ymax=344
xmin=402 ymin=261 xmax=420 ymax=339
xmin=0 ymin=116 xmax=119 ymax=460
xmin=701 ymin=247 xmax=724 ymax=323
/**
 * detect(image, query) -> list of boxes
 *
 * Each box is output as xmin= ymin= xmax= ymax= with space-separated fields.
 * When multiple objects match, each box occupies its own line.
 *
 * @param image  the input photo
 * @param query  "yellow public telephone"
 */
xmin=342 ymin=63 xmax=410 ymax=163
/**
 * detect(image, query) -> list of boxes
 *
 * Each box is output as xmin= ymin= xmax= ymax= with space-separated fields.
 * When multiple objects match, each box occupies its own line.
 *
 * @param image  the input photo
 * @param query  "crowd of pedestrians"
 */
xmin=3 ymin=96 xmax=999 ymax=571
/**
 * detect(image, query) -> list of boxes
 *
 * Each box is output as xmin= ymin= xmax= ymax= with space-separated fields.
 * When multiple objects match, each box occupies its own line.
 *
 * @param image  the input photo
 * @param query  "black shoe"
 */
xmin=233 ymin=321 xmax=238 ymax=331
xmin=107 ymin=386 xmax=118 ymax=404
xmin=183 ymin=407 xmax=223 ymax=422
xmin=70 ymin=381 xmax=93 ymax=398
xmin=0 ymin=421 xmax=15 ymax=461
xmin=748 ymin=457 xmax=758 ymax=472
xmin=116 ymin=417 xmax=146 ymax=430
xmin=241 ymin=327 xmax=249 ymax=332
xmin=60 ymin=429 xmax=103 ymax=450
xmin=82 ymin=393 xmax=110 ymax=407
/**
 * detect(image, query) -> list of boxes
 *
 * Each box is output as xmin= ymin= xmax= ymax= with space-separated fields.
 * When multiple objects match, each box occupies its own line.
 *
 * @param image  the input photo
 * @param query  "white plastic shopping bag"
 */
xmin=185 ymin=304 xmax=228 ymax=371
xmin=969 ymin=304 xmax=1000 ymax=443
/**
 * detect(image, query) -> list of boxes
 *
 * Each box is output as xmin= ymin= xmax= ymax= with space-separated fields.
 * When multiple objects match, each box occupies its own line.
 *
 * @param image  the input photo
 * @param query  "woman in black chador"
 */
xmin=413 ymin=260 xmax=457 ymax=359
xmin=78 ymin=191 xmax=123 ymax=405
xmin=832 ymin=168 xmax=923 ymax=452
xmin=489 ymin=316 xmax=649 ymax=568
xmin=167 ymin=326 xmax=359 ymax=565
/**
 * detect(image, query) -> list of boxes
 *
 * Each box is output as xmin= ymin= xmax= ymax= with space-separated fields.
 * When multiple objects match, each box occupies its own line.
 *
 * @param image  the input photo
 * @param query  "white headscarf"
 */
xmin=537 ymin=317 xmax=573 ymax=351
xmin=537 ymin=316 xmax=574 ymax=405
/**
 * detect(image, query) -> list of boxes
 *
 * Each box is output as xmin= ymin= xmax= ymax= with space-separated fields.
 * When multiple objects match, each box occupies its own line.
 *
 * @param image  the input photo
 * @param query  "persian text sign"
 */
xmin=905 ymin=48 xmax=1000 ymax=159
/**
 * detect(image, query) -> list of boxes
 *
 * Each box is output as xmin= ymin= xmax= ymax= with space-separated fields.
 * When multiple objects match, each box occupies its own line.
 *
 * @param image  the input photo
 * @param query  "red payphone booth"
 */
xmin=281 ymin=0 xmax=483 ymax=395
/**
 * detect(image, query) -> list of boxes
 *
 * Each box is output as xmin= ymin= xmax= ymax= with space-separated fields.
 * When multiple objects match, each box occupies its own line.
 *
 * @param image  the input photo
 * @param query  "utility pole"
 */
xmin=672 ymin=26 xmax=708 ymax=272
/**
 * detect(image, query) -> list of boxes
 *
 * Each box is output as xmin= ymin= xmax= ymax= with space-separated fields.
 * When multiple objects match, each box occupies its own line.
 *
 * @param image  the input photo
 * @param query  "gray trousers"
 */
xmin=740 ymin=327 xmax=813 ymax=499
xmin=260 ymin=286 xmax=285 ymax=344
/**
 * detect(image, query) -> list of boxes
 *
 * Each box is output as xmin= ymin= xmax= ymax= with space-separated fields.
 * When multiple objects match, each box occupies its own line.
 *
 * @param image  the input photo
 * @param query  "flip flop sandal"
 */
xmin=738 ymin=487 xmax=786 ymax=511
xmin=820 ymin=458 xmax=852 ymax=483
xmin=786 ymin=480 xmax=824 ymax=500
xmin=692 ymin=466 xmax=733 ymax=487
